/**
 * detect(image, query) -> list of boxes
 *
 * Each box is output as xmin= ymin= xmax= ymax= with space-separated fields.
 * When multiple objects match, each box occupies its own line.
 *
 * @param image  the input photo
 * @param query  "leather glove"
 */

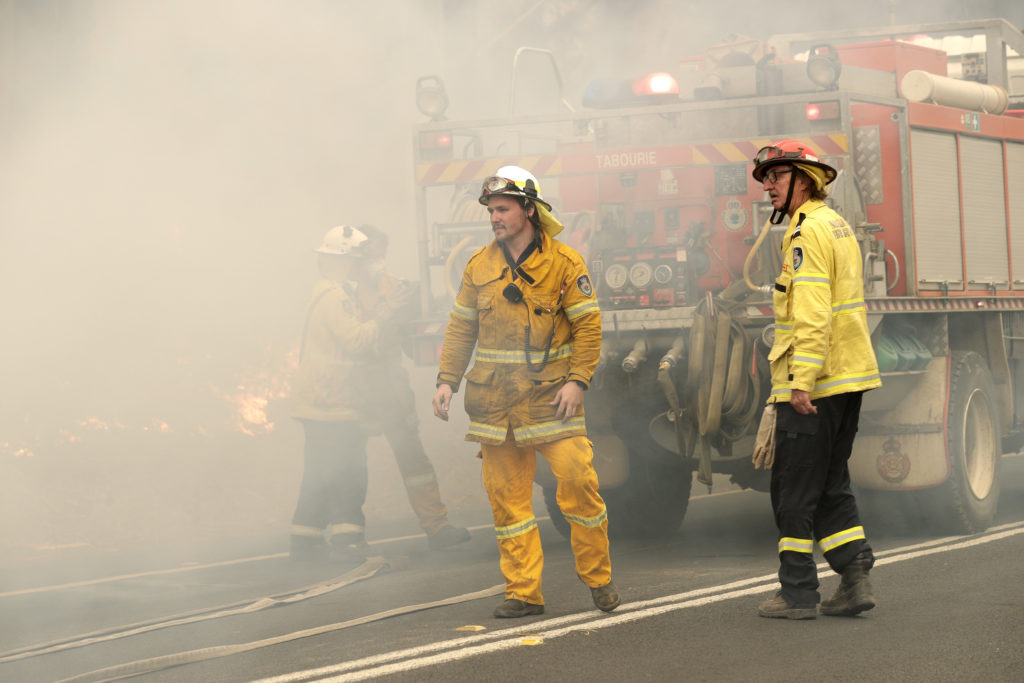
xmin=752 ymin=404 xmax=777 ymax=470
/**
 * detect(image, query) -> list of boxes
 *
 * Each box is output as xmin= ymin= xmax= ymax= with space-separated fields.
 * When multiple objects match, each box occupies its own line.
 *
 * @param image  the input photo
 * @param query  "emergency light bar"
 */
xmin=633 ymin=72 xmax=679 ymax=96
xmin=583 ymin=72 xmax=680 ymax=109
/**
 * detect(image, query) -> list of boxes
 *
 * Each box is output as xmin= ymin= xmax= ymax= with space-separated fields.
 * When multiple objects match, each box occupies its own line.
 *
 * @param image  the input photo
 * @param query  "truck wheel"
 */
xmin=603 ymin=452 xmax=693 ymax=538
xmin=920 ymin=351 xmax=1001 ymax=534
xmin=541 ymin=453 xmax=693 ymax=540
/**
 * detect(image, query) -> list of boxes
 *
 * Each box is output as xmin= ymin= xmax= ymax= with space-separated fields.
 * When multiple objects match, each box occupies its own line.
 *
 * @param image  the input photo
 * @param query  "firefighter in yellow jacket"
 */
xmin=752 ymin=140 xmax=882 ymax=620
xmin=352 ymin=224 xmax=471 ymax=551
xmin=431 ymin=166 xmax=619 ymax=618
xmin=289 ymin=225 xmax=417 ymax=562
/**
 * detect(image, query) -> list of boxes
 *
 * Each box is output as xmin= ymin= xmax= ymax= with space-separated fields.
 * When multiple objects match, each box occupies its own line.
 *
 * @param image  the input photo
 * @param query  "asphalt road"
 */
xmin=2 ymin=457 xmax=1023 ymax=682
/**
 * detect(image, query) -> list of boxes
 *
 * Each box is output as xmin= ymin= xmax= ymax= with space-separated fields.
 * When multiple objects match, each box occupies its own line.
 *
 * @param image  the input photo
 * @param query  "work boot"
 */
xmin=427 ymin=524 xmax=471 ymax=550
xmin=757 ymin=591 xmax=817 ymax=620
xmin=821 ymin=551 xmax=876 ymax=617
xmin=590 ymin=580 xmax=621 ymax=612
xmin=493 ymin=599 xmax=545 ymax=618
xmin=289 ymin=536 xmax=329 ymax=564
xmin=330 ymin=532 xmax=370 ymax=564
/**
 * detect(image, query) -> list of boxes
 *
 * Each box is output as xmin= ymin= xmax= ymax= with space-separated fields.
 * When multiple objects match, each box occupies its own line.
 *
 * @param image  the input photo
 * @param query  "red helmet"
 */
xmin=751 ymin=139 xmax=837 ymax=185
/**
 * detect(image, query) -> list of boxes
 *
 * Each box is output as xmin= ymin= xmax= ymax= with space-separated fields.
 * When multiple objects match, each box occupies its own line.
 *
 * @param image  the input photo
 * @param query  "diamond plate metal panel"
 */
xmin=853 ymin=126 xmax=883 ymax=205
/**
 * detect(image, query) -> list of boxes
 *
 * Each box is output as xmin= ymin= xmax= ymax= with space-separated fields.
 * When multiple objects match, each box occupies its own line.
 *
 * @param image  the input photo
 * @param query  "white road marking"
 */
xmin=257 ymin=521 xmax=1024 ymax=683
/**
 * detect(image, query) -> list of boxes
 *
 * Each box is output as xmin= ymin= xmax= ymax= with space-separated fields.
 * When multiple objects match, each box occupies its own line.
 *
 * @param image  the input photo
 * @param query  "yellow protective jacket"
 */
xmin=767 ymin=199 xmax=881 ymax=402
xmin=290 ymin=279 xmax=383 ymax=421
xmin=437 ymin=229 xmax=601 ymax=446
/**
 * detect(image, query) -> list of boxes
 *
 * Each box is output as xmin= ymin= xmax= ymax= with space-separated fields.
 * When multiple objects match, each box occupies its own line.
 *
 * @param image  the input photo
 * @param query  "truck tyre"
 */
xmin=542 ymin=453 xmax=693 ymax=540
xmin=919 ymin=351 xmax=1001 ymax=534
xmin=603 ymin=450 xmax=693 ymax=538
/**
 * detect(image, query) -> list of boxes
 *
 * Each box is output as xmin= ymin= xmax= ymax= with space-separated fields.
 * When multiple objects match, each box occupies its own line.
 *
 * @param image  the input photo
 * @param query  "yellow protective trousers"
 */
xmin=481 ymin=433 xmax=611 ymax=605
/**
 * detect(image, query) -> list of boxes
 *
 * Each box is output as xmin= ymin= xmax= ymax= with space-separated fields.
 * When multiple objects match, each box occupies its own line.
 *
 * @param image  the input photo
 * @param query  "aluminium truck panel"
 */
xmin=960 ymin=135 xmax=1010 ymax=289
xmin=910 ymin=128 xmax=964 ymax=288
xmin=1009 ymin=142 xmax=1024 ymax=288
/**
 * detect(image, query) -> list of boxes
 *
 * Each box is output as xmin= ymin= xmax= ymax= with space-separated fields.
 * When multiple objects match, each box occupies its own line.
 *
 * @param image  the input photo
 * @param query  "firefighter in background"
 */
xmin=751 ymin=140 xmax=882 ymax=619
xmin=289 ymin=225 xmax=417 ymax=562
xmin=431 ymin=166 xmax=619 ymax=618
xmin=352 ymin=224 xmax=471 ymax=550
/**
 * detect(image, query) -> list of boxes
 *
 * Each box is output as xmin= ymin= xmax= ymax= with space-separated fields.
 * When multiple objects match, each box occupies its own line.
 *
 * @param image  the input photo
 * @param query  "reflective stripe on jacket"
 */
xmin=437 ymin=229 xmax=601 ymax=446
xmin=767 ymin=199 xmax=881 ymax=402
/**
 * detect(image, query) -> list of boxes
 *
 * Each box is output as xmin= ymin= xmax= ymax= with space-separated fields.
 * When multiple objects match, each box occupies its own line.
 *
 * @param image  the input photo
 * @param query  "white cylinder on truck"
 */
xmin=900 ymin=69 xmax=1009 ymax=114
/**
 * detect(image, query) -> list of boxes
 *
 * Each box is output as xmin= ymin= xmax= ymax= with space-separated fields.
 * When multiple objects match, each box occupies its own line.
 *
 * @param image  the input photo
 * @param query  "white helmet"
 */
xmin=315 ymin=225 xmax=368 ymax=255
xmin=478 ymin=165 xmax=552 ymax=211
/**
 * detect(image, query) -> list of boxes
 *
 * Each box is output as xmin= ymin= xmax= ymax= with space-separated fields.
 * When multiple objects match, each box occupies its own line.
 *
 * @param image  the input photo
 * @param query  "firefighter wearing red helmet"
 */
xmin=431 ymin=165 xmax=620 ymax=618
xmin=751 ymin=140 xmax=882 ymax=619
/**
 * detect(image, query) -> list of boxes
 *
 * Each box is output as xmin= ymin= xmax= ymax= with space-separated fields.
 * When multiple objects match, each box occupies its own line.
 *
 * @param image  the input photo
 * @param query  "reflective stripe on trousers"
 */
xmin=481 ymin=433 xmax=611 ymax=605
xmin=770 ymin=392 xmax=873 ymax=607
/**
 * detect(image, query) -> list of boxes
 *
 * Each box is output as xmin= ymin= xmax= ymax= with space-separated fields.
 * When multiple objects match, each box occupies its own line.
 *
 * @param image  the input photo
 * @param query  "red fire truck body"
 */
xmin=411 ymin=19 xmax=1024 ymax=536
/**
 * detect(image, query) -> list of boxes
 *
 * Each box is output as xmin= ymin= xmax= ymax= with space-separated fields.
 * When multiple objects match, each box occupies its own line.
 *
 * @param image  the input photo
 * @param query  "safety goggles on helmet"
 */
xmin=753 ymin=144 xmax=820 ymax=166
xmin=481 ymin=175 xmax=539 ymax=200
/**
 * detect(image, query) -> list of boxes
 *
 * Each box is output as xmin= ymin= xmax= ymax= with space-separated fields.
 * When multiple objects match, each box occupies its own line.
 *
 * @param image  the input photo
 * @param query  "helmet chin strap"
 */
xmin=769 ymin=176 xmax=796 ymax=225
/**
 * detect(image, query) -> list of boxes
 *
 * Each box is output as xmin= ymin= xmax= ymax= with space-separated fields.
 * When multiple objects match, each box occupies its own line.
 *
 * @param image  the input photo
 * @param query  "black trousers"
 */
xmin=291 ymin=419 xmax=368 ymax=534
xmin=771 ymin=391 xmax=874 ymax=607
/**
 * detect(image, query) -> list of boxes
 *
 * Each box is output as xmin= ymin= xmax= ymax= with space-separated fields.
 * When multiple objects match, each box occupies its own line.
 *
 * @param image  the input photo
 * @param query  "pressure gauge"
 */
xmin=629 ymin=262 xmax=653 ymax=288
xmin=654 ymin=264 xmax=674 ymax=285
xmin=604 ymin=263 xmax=628 ymax=289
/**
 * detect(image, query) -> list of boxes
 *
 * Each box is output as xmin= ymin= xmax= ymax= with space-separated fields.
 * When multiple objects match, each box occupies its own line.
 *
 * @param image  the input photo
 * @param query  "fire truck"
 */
xmin=410 ymin=18 xmax=1024 ymax=537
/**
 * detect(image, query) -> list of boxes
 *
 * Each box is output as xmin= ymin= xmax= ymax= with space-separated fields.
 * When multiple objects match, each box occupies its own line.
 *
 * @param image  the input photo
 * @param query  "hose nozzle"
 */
xmin=621 ymin=339 xmax=648 ymax=373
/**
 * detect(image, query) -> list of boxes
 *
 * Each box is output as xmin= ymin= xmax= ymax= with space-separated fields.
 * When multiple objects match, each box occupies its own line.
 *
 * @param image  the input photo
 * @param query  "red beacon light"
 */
xmin=805 ymin=101 xmax=840 ymax=121
xmin=633 ymin=72 xmax=680 ymax=97
xmin=418 ymin=129 xmax=454 ymax=161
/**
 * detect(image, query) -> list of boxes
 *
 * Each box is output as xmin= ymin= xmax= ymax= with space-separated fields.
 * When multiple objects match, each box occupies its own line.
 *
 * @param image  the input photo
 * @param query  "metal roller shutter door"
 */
xmin=910 ymin=129 xmax=963 ymax=288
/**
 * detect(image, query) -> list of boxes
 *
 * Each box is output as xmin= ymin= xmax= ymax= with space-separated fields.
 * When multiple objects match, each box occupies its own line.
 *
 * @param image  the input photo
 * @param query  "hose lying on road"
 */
xmin=37 ymin=557 xmax=501 ymax=683
xmin=58 ymin=574 xmax=504 ymax=683
xmin=2 ymin=556 xmax=404 ymax=664
xmin=2 ymin=557 xmax=401 ymax=663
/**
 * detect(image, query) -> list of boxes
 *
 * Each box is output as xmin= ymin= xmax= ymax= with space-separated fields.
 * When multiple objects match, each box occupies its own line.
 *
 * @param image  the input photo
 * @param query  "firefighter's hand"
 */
xmin=791 ymin=389 xmax=817 ymax=415
xmin=432 ymin=384 xmax=453 ymax=421
xmin=551 ymin=382 xmax=584 ymax=422
xmin=386 ymin=281 xmax=419 ymax=313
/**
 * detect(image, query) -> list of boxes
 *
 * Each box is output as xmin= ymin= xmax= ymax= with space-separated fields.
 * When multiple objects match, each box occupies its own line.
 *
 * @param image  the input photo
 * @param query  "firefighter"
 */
xmin=431 ymin=166 xmax=619 ymax=618
xmin=288 ymin=225 xmax=416 ymax=563
xmin=351 ymin=224 xmax=471 ymax=550
xmin=751 ymin=140 xmax=882 ymax=619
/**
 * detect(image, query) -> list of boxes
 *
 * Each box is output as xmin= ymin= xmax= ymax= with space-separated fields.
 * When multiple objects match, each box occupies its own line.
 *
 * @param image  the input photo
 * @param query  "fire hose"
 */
xmin=444 ymin=235 xmax=476 ymax=299
xmin=677 ymin=297 xmax=759 ymax=489
xmin=3 ymin=555 xmax=502 ymax=683
xmin=742 ymin=219 xmax=779 ymax=295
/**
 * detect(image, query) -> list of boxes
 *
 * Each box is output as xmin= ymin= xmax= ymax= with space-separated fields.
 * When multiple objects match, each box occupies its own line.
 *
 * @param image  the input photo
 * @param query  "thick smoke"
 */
xmin=1 ymin=0 xmax=1021 ymax=562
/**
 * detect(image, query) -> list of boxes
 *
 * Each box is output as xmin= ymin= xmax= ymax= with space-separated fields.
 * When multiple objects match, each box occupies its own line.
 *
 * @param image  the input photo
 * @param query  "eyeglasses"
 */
xmin=481 ymin=176 xmax=538 ymax=198
xmin=763 ymin=167 xmax=794 ymax=185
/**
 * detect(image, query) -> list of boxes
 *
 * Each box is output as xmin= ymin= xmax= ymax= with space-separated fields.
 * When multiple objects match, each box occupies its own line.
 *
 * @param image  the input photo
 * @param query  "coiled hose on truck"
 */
xmin=662 ymin=295 xmax=759 ymax=490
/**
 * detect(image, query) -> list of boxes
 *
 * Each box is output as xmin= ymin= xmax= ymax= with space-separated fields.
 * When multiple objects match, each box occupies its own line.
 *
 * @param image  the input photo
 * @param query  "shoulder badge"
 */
xmin=792 ymin=246 xmax=804 ymax=271
xmin=576 ymin=274 xmax=594 ymax=297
